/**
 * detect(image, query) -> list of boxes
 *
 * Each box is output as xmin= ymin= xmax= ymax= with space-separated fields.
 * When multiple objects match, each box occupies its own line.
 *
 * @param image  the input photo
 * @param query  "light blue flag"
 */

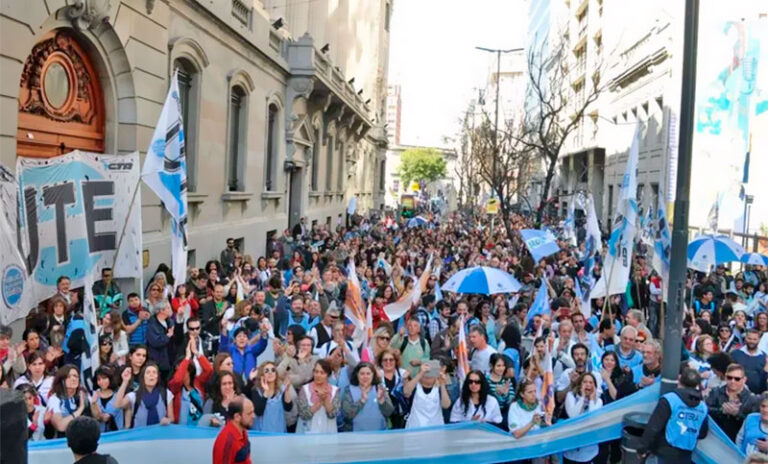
xmin=526 ymin=278 xmax=551 ymax=324
xmin=520 ymin=229 xmax=560 ymax=263
xmin=142 ymin=71 xmax=188 ymax=289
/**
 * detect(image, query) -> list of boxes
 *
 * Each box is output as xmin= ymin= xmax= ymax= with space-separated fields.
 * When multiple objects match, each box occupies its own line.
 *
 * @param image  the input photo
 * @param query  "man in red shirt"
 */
xmin=212 ymin=397 xmax=254 ymax=464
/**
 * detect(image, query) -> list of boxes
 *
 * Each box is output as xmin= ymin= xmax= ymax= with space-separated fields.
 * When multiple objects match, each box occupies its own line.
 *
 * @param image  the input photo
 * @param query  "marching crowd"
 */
xmin=2 ymin=208 xmax=768 ymax=464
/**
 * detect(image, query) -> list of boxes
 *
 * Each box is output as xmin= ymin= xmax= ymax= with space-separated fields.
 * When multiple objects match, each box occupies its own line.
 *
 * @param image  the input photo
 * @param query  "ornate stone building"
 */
xmin=1 ymin=0 xmax=391 ymax=280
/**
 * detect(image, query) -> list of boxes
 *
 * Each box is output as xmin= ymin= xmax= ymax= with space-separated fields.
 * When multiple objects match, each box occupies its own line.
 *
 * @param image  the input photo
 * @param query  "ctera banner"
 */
xmin=0 ymin=151 xmax=142 ymax=324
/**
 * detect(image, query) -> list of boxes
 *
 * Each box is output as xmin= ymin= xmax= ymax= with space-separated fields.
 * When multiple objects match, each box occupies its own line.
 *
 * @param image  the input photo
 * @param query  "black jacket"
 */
xmin=637 ymin=387 xmax=709 ymax=460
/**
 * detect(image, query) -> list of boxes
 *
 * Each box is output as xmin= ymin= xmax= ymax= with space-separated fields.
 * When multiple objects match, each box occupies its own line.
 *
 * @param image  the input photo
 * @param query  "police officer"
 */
xmin=637 ymin=367 xmax=709 ymax=463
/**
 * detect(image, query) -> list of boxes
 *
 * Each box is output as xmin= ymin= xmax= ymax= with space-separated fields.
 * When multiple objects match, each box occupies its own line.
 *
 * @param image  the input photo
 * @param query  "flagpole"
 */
xmin=110 ymin=176 xmax=142 ymax=273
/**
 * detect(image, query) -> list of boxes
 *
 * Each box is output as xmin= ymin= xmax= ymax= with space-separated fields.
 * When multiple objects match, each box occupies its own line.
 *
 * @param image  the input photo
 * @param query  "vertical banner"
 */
xmin=0 ymin=151 xmax=142 ymax=324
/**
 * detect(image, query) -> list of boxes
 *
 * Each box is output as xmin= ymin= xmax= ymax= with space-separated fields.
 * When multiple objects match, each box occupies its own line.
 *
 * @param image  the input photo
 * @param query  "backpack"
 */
xmin=400 ymin=335 xmax=428 ymax=354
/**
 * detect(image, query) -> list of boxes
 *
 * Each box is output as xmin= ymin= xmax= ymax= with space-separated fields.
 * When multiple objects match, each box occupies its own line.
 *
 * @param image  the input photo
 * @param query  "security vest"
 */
xmin=741 ymin=413 xmax=768 ymax=455
xmin=663 ymin=392 xmax=707 ymax=451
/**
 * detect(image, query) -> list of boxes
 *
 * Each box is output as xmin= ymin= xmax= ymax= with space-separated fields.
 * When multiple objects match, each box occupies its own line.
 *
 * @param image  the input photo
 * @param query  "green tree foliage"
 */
xmin=396 ymin=148 xmax=447 ymax=187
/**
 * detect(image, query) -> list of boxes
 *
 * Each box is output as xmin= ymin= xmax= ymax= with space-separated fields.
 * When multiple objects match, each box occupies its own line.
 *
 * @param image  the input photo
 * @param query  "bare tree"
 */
xmin=519 ymin=36 xmax=607 ymax=224
xmin=454 ymin=102 xmax=483 ymax=210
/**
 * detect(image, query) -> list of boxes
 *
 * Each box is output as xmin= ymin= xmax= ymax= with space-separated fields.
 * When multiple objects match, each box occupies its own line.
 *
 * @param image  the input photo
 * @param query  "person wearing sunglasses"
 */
xmin=706 ymin=363 xmax=759 ymax=441
xmin=449 ymin=370 xmax=502 ymax=426
xmin=249 ymin=361 xmax=297 ymax=432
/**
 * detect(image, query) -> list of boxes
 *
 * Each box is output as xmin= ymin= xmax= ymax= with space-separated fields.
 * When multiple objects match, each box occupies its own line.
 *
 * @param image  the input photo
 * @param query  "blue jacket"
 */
xmin=122 ymin=308 xmax=148 ymax=346
xmin=221 ymin=336 xmax=268 ymax=382
xmin=146 ymin=316 xmax=173 ymax=371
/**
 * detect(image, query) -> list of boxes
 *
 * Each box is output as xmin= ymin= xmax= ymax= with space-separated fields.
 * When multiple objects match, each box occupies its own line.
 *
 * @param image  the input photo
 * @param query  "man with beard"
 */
xmin=555 ymin=343 xmax=599 ymax=404
xmin=631 ymin=340 xmax=662 ymax=390
xmin=731 ymin=329 xmax=768 ymax=394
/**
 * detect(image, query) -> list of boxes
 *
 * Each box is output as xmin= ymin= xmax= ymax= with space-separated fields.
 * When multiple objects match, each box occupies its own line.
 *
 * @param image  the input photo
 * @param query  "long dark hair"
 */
xmin=135 ymin=361 xmax=165 ymax=408
xmin=601 ymin=351 xmax=623 ymax=384
xmin=211 ymin=371 xmax=241 ymax=408
xmin=51 ymin=364 xmax=82 ymax=399
xmin=460 ymin=370 xmax=490 ymax=417
xmin=499 ymin=322 xmax=522 ymax=352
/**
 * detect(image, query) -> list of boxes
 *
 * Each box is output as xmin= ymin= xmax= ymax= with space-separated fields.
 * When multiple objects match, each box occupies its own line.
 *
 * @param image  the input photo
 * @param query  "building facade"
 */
xmin=386 ymin=84 xmax=402 ymax=146
xmin=1 ymin=0 xmax=391 ymax=284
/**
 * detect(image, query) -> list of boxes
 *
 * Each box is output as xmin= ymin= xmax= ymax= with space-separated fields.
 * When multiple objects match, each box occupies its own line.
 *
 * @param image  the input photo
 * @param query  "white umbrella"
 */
xmin=740 ymin=252 xmax=768 ymax=266
xmin=687 ymin=234 xmax=746 ymax=272
xmin=441 ymin=266 xmax=521 ymax=295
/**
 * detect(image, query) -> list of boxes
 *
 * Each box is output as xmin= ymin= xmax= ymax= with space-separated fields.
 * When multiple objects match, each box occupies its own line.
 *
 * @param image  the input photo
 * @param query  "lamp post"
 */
xmin=475 ymin=46 xmax=524 ymax=232
xmin=662 ymin=0 xmax=700 ymax=394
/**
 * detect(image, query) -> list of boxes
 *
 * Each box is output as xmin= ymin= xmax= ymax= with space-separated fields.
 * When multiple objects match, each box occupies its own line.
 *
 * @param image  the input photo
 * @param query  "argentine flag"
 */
xmin=142 ymin=71 xmax=188 ymax=289
xmin=526 ymin=278 xmax=551 ymax=325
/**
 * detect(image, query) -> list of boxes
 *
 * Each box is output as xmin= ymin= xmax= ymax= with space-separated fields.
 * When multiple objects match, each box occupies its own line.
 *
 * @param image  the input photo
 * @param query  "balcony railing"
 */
xmin=232 ymin=0 xmax=251 ymax=27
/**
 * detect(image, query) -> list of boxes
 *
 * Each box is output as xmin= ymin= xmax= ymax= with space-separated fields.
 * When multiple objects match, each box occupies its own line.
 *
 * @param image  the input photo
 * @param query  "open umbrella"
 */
xmin=740 ymin=252 xmax=768 ymax=266
xmin=441 ymin=266 xmax=521 ymax=295
xmin=407 ymin=216 xmax=428 ymax=228
xmin=687 ymin=234 xmax=746 ymax=272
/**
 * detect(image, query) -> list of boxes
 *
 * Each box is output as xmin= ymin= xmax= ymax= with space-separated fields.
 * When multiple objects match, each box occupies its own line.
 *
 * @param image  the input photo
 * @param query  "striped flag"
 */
xmin=526 ymin=278 xmax=551 ymax=325
xmin=345 ymin=260 xmax=367 ymax=333
xmin=457 ymin=314 xmax=470 ymax=382
xmin=540 ymin=339 xmax=555 ymax=417
xmin=384 ymin=255 xmax=432 ymax=321
xmin=142 ymin=70 xmax=188 ymax=290
xmin=81 ymin=277 xmax=100 ymax=393
xmin=365 ymin=299 xmax=374 ymax=345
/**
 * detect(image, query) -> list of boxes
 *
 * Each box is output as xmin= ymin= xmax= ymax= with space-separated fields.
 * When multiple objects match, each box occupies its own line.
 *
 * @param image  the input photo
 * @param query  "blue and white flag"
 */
xmin=520 ymin=229 xmax=560 ymax=263
xmin=591 ymin=126 xmax=640 ymax=299
xmin=639 ymin=205 xmax=654 ymax=246
xmin=563 ymin=198 xmax=577 ymax=247
xmin=434 ymin=266 xmax=443 ymax=303
xmin=652 ymin=185 xmax=672 ymax=301
xmin=526 ymin=278 xmax=551 ymax=324
xmin=142 ymin=71 xmax=188 ymax=289
xmin=580 ymin=194 xmax=602 ymax=305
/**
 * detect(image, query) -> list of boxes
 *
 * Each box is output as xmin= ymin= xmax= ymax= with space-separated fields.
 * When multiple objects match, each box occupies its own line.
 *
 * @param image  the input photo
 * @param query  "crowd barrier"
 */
xmin=28 ymin=384 xmax=743 ymax=464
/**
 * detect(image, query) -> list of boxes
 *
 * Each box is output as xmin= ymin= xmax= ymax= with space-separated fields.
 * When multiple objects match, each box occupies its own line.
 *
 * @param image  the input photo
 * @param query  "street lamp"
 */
xmin=475 ymin=46 xmax=524 ymax=230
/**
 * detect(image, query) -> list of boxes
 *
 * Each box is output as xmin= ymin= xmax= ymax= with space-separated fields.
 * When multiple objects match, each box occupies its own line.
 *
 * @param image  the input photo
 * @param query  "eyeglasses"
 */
xmin=382 ymin=358 xmax=395 ymax=363
xmin=726 ymin=375 xmax=744 ymax=381
xmin=150 ymin=288 xmax=160 ymax=292
xmin=188 ymin=326 xmax=201 ymax=331
xmin=263 ymin=367 xmax=276 ymax=374
xmin=101 ymin=341 xmax=112 ymax=346
xmin=329 ymin=315 xmax=339 ymax=319
xmin=378 ymin=336 xmax=391 ymax=341
xmin=467 ymin=379 xmax=482 ymax=385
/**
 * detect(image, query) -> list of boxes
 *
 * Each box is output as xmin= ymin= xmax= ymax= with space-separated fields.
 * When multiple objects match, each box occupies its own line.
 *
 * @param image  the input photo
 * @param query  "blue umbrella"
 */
xmin=740 ymin=252 xmax=768 ymax=266
xmin=407 ymin=216 xmax=428 ymax=228
xmin=687 ymin=234 xmax=746 ymax=272
xmin=441 ymin=266 xmax=521 ymax=295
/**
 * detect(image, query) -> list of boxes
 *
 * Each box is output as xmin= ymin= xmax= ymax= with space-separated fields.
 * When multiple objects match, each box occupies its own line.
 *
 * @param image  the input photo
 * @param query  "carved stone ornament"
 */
xmin=19 ymin=31 xmax=99 ymax=125
xmin=67 ymin=0 xmax=112 ymax=30
xmin=289 ymin=77 xmax=314 ymax=99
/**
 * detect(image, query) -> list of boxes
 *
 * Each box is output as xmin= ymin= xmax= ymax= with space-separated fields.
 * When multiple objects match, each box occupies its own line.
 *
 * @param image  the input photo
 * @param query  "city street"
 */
xmin=0 ymin=1 xmax=767 ymax=464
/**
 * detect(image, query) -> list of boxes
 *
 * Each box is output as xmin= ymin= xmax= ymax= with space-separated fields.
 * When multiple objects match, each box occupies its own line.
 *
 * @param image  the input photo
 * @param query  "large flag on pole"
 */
xmin=142 ymin=71 xmax=188 ymax=290
xmin=384 ymin=255 xmax=433 ymax=321
xmin=652 ymin=185 xmax=672 ymax=302
xmin=591 ymin=126 xmax=640 ymax=299
xmin=345 ymin=260 xmax=367 ymax=333
xmin=580 ymin=194 xmax=601 ymax=305
xmin=456 ymin=314 xmax=470 ymax=382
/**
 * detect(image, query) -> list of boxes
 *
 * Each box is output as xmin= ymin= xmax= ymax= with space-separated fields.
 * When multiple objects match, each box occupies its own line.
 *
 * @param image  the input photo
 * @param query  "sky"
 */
xmin=388 ymin=0 xmax=526 ymax=148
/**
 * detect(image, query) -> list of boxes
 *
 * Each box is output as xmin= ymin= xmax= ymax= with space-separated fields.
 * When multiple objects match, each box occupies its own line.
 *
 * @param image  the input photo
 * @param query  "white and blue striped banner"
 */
xmin=29 ymin=384 xmax=742 ymax=464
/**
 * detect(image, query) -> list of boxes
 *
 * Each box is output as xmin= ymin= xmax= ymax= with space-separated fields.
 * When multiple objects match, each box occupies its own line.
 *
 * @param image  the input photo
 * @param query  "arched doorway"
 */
xmin=17 ymin=29 xmax=105 ymax=158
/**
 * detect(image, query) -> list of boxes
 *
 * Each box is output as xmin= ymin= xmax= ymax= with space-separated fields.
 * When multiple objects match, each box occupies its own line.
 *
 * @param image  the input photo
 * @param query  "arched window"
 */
xmin=311 ymin=127 xmax=320 ymax=191
xmin=174 ymin=59 xmax=200 ymax=191
xmin=228 ymin=85 xmax=247 ymax=191
xmin=325 ymin=135 xmax=334 ymax=191
xmin=265 ymin=104 xmax=279 ymax=191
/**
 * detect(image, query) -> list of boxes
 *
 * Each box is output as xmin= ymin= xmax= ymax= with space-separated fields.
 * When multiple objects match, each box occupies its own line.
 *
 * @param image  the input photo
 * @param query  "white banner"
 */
xmin=0 ymin=151 xmax=142 ymax=324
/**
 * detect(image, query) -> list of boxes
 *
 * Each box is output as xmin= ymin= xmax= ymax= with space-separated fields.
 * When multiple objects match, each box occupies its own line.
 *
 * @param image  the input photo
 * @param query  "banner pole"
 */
xmin=111 ymin=176 xmax=142 ymax=272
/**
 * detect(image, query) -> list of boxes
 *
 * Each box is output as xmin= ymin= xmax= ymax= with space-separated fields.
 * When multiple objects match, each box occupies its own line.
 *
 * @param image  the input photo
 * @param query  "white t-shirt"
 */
xmin=46 ymin=394 xmax=78 ymax=416
xmin=564 ymin=392 xmax=602 ymax=461
xmin=507 ymin=401 xmax=543 ymax=435
xmin=470 ymin=345 xmax=497 ymax=373
xmin=449 ymin=395 xmax=503 ymax=424
xmin=555 ymin=368 xmax=602 ymax=396
xmin=14 ymin=375 xmax=53 ymax=404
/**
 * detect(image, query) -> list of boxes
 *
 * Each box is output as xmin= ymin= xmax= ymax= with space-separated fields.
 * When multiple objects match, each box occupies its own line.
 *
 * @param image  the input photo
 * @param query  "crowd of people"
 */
xmin=2 ymin=208 xmax=768 ymax=464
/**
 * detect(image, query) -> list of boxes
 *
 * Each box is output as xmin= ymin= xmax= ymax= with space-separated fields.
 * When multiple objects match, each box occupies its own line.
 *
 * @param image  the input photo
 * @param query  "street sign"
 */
xmin=486 ymin=198 xmax=499 ymax=215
